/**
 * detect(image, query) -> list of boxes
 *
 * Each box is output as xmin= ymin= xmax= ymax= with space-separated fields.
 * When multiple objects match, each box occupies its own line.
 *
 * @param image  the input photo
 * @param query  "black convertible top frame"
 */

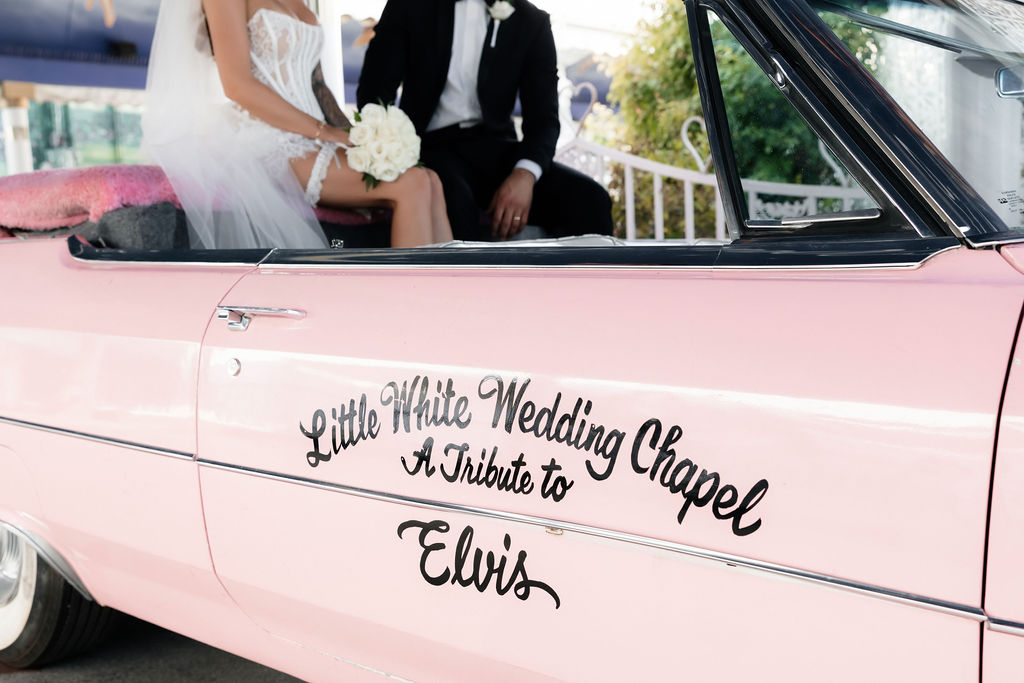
xmin=67 ymin=234 xmax=961 ymax=269
xmin=705 ymin=0 xmax=1023 ymax=246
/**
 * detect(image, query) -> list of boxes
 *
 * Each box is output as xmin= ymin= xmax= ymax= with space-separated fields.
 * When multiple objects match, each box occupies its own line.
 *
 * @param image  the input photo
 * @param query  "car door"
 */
xmin=196 ymin=248 xmax=1021 ymax=683
xmin=195 ymin=2 xmax=1024 ymax=681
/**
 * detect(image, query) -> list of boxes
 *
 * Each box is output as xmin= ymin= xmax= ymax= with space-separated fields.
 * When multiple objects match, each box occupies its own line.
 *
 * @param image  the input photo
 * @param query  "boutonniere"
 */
xmin=487 ymin=0 xmax=515 ymax=47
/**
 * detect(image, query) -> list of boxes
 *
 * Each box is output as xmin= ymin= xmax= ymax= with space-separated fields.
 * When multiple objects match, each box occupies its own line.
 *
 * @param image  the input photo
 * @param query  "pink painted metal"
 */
xmin=998 ymin=243 xmax=1024 ymax=277
xmin=982 ymin=243 xmax=1024 ymax=632
xmin=200 ymin=467 xmax=979 ymax=683
xmin=983 ymin=629 xmax=1024 ymax=683
xmin=0 ymin=238 xmax=250 ymax=454
xmin=192 ymin=244 xmax=1020 ymax=680
xmin=2 ymin=234 xmax=1023 ymax=680
xmin=0 ymin=238 xmax=382 ymax=681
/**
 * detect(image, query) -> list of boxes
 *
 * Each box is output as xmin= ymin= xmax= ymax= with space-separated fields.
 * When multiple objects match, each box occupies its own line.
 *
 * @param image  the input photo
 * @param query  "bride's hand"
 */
xmin=320 ymin=126 xmax=351 ymax=147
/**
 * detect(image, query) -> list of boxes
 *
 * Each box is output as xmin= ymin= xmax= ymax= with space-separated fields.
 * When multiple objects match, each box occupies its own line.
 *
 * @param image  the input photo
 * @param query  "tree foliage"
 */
xmin=596 ymin=3 xmax=879 ymax=237
xmin=597 ymin=2 xmax=716 ymax=238
xmin=712 ymin=29 xmax=834 ymax=186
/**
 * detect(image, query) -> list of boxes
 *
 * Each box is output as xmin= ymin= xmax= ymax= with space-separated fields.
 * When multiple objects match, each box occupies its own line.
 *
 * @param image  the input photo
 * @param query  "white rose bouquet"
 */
xmin=345 ymin=103 xmax=421 ymax=190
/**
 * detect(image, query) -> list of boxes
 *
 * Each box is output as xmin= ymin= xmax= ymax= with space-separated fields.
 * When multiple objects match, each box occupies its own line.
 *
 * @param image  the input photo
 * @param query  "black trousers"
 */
xmin=421 ymin=125 xmax=613 ymax=242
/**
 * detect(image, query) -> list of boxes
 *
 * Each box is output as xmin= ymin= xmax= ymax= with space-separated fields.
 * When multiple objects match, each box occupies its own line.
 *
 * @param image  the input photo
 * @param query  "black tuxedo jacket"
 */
xmin=356 ymin=0 xmax=560 ymax=174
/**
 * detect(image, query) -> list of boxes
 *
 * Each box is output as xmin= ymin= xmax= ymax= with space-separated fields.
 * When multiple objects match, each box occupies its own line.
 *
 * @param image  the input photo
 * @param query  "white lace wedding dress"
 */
xmin=244 ymin=8 xmax=340 ymax=206
xmin=143 ymin=1 xmax=332 ymax=250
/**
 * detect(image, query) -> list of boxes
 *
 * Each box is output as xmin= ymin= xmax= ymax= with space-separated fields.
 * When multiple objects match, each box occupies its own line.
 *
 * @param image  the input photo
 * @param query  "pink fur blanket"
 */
xmin=0 ymin=165 xmax=384 ymax=231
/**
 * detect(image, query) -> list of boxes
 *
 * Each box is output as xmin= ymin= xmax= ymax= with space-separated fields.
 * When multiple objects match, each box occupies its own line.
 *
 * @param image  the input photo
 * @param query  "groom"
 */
xmin=357 ymin=0 xmax=613 ymax=241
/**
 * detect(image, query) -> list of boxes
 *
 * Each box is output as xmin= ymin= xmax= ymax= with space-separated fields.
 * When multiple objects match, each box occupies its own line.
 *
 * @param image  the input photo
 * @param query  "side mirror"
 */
xmin=996 ymin=66 xmax=1024 ymax=99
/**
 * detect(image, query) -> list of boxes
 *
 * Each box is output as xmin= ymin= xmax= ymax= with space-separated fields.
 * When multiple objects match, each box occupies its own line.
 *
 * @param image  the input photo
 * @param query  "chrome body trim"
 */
xmin=0 ymin=521 xmax=94 ymax=601
xmin=973 ymin=235 xmax=1024 ymax=248
xmin=258 ymin=263 xmax=722 ymax=271
xmin=712 ymin=258 xmax=947 ymax=271
xmin=65 ymin=253 xmax=949 ymax=272
xmin=65 ymin=245 xmax=962 ymax=272
xmin=257 ymin=259 xmax=937 ymax=272
xmin=0 ymin=415 xmax=194 ymax=461
xmin=198 ymin=458 xmax=987 ymax=624
xmin=988 ymin=618 xmax=1024 ymax=637
xmin=72 ymin=259 xmax=261 ymax=268
xmin=65 ymin=229 xmax=965 ymax=271
xmin=746 ymin=208 xmax=883 ymax=231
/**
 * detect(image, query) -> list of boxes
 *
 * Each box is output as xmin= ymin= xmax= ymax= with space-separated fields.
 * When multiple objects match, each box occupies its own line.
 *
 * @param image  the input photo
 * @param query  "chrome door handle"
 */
xmin=216 ymin=306 xmax=306 ymax=332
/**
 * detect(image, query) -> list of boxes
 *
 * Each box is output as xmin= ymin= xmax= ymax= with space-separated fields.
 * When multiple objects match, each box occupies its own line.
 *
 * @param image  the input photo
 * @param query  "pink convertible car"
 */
xmin=3 ymin=0 xmax=1024 ymax=680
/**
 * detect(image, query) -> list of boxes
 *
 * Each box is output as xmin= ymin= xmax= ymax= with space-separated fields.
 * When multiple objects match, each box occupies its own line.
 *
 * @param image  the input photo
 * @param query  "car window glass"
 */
xmin=707 ymin=11 xmax=879 ymax=226
xmin=815 ymin=0 xmax=1024 ymax=232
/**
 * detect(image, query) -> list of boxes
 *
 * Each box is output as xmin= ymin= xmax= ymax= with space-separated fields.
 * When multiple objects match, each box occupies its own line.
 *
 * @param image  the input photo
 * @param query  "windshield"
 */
xmin=813 ymin=0 xmax=1024 ymax=236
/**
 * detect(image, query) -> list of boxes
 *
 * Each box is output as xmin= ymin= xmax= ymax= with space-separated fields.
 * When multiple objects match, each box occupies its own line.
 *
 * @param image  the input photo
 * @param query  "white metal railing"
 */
xmin=742 ymin=178 xmax=869 ymax=220
xmin=555 ymin=136 xmax=727 ymax=241
xmin=555 ymin=114 xmax=869 ymax=242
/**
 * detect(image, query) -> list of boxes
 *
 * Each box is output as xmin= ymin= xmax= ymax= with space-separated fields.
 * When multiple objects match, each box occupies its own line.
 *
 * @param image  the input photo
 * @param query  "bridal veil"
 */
xmin=142 ymin=0 xmax=328 ymax=249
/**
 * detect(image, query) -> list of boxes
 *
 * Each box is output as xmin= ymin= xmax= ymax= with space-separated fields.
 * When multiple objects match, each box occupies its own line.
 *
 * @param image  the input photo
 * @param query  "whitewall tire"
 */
xmin=0 ymin=529 xmax=36 ymax=652
xmin=0 ymin=527 xmax=115 ymax=669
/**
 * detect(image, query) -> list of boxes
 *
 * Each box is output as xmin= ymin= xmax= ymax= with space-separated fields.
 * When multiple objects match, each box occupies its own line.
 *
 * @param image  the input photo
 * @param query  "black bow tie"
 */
xmin=453 ymin=0 xmax=497 ymax=5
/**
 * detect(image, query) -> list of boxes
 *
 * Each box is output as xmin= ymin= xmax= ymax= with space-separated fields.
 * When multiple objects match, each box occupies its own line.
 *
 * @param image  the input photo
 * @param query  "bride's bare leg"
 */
xmin=291 ymin=153 xmax=438 ymax=247
xmin=425 ymin=169 xmax=453 ymax=243
xmin=385 ymin=169 xmax=436 ymax=248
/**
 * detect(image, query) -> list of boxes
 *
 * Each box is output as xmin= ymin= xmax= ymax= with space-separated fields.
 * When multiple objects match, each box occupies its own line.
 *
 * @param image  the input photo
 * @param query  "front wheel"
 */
xmin=0 ymin=527 xmax=115 ymax=669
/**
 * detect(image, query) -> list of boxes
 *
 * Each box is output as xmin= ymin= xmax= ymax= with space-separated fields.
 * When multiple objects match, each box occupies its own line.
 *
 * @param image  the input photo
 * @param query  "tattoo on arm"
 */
xmin=312 ymin=63 xmax=350 ymax=128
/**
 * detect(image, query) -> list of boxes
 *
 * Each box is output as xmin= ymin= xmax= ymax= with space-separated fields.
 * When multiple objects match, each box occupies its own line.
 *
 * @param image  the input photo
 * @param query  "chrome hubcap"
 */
xmin=0 ymin=528 xmax=24 ymax=608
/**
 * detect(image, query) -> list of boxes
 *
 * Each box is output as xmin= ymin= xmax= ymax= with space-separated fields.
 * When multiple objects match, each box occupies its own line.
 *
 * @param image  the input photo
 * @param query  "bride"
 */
xmin=143 ymin=0 xmax=453 ymax=249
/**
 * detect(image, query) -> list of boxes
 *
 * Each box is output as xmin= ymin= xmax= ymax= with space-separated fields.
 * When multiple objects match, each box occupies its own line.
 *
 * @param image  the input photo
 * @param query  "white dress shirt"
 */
xmin=426 ymin=0 xmax=543 ymax=180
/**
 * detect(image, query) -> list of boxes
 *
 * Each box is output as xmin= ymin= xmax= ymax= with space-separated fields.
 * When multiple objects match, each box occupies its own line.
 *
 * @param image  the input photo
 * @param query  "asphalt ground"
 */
xmin=0 ymin=616 xmax=301 ymax=682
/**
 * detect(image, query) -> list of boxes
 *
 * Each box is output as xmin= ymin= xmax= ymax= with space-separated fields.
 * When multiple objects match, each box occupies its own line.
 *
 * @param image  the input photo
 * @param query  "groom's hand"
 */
xmin=489 ymin=168 xmax=536 ymax=239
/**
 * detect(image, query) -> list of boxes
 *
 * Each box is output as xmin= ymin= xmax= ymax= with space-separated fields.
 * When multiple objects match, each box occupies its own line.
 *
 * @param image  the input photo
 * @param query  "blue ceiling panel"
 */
xmin=0 ymin=0 xmax=157 ymax=57
xmin=0 ymin=0 xmax=157 ymax=87
xmin=0 ymin=2 xmax=370 ymax=91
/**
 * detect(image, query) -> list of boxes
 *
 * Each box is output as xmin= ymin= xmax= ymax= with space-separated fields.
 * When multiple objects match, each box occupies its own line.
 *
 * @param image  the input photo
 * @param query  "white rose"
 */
xmin=399 ymin=139 xmax=420 ymax=169
xmin=368 ymin=140 xmax=388 ymax=161
xmin=489 ymin=1 xmax=515 ymax=21
xmin=348 ymin=122 xmax=372 ymax=146
xmin=373 ymin=161 xmax=400 ymax=183
xmin=359 ymin=103 xmax=386 ymax=126
xmin=387 ymin=105 xmax=411 ymax=124
xmin=383 ymin=140 xmax=405 ymax=164
xmin=384 ymin=107 xmax=416 ymax=134
xmin=390 ymin=115 xmax=410 ymax=133
xmin=346 ymin=147 xmax=372 ymax=174
xmin=376 ymin=123 xmax=398 ymax=142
